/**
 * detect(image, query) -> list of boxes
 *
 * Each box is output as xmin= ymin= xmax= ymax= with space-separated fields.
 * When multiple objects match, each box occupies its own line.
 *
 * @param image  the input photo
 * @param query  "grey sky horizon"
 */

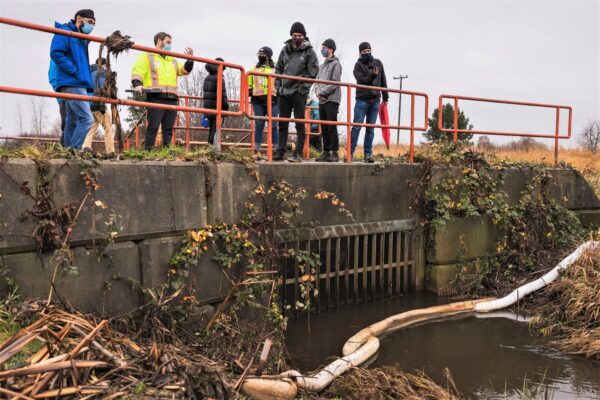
xmin=0 ymin=0 xmax=598 ymax=148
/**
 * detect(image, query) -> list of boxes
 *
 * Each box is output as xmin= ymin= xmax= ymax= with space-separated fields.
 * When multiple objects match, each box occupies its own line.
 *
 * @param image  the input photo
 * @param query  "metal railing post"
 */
xmin=304 ymin=107 xmax=310 ymax=159
xmin=453 ymin=97 xmax=459 ymax=143
xmin=346 ymin=86 xmax=352 ymax=163
xmin=554 ymin=107 xmax=560 ymax=166
xmin=410 ymin=94 xmax=415 ymax=164
xmin=184 ymin=97 xmax=191 ymax=151
xmin=267 ymin=76 xmax=273 ymax=161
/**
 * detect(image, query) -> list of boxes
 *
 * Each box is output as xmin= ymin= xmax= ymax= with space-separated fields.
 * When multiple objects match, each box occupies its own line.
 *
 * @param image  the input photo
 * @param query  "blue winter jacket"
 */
xmin=48 ymin=21 xmax=93 ymax=91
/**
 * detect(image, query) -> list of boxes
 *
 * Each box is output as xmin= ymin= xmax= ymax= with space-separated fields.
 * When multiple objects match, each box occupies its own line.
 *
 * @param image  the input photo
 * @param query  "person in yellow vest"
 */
xmin=131 ymin=32 xmax=194 ymax=150
xmin=248 ymin=46 xmax=279 ymax=160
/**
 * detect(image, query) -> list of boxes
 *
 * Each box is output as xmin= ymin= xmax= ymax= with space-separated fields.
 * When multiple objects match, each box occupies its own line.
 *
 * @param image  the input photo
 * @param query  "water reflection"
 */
xmin=285 ymin=293 xmax=600 ymax=398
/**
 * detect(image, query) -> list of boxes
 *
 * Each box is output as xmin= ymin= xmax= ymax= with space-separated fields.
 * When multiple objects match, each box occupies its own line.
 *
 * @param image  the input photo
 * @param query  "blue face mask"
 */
xmin=163 ymin=44 xmax=172 ymax=51
xmin=321 ymin=48 xmax=329 ymax=57
xmin=361 ymin=53 xmax=373 ymax=62
xmin=81 ymin=22 xmax=94 ymax=34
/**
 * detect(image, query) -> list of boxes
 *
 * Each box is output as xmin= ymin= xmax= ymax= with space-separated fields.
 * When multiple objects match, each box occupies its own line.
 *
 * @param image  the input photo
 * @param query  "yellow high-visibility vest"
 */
xmin=248 ymin=65 xmax=275 ymax=97
xmin=131 ymin=52 xmax=189 ymax=95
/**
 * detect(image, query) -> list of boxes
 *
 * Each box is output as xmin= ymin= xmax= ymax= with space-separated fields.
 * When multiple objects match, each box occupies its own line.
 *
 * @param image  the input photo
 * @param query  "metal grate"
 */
xmin=275 ymin=219 xmax=417 ymax=316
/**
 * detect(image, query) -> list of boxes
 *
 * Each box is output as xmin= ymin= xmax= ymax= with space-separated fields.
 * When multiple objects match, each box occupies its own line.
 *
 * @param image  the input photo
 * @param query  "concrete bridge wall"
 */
xmin=1 ymin=159 xmax=598 ymax=313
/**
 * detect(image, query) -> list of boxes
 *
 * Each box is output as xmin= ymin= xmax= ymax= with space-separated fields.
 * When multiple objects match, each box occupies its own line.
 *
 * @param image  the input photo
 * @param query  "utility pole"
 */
xmin=393 ymin=75 xmax=408 ymax=145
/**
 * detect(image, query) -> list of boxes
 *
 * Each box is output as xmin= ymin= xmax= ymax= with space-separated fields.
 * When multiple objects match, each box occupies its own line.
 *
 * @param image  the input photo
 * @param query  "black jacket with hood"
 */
xmin=275 ymin=38 xmax=319 ymax=97
xmin=353 ymin=57 xmax=389 ymax=102
xmin=203 ymin=62 xmax=230 ymax=114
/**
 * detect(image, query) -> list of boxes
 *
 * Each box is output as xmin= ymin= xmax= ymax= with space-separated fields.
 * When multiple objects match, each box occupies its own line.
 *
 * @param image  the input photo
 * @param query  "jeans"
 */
xmin=277 ymin=92 xmax=307 ymax=154
xmin=318 ymin=101 xmax=340 ymax=152
xmin=252 ymin=102 xmax=279 ymax=151
xmin=145 ymin=98 xmax=178 ymax=150
xmin=61 ymin=87 xmax=93 ymax=149
xmin=350 ymin=98 xmax=380 ymax=156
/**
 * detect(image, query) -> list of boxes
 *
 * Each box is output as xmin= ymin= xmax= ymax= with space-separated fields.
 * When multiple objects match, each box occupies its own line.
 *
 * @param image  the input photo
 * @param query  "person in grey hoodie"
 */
xmin=273 ymin=22 xmax=319 ymax=162
xmin=314 ymin=39 xmax=342 ymax=162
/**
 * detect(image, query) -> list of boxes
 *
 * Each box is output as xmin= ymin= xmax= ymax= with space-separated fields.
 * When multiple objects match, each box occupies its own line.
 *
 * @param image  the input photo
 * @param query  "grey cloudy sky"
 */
xmin=0 ymin=0 xmax=598 ymax=147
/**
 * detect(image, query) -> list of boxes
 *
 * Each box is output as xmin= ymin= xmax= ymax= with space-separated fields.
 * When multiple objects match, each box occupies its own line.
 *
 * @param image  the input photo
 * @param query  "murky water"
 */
xmin=286 ymin=293 xmax=600 ymax=399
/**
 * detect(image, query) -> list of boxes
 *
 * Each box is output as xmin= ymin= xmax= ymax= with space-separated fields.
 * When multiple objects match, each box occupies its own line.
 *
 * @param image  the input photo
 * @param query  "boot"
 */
xmin=327 ymin=152 xmax=339 ymax=162
xmin=316 ymin=151 xmax=330 ymax=162
xmin=273 ymin=150 xmax=286 ymax=161
xmin=288 ymin=151 xmax=302 ymax=163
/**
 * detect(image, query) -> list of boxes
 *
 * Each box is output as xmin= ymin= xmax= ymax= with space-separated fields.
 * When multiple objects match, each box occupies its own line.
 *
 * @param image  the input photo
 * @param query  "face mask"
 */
xmin=361 ymin=53 xmax=373 ymax=62
xmin=258 ymin=55 xmax=267 ymax=64
xmin=293 ymin=38 xmax=304 ymax=47
xmin=81 ymin=22 xmax=94 ymax=34
xmin=321 ymin=49 xmax=329 ymax=57
xmin=163 ymin=43 xmax=172 ymax=51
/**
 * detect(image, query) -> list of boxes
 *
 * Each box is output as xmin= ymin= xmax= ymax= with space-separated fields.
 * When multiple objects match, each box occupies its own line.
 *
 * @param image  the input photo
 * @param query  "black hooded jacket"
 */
xmin=353 ymin=57 xmax=389 ymax=102
xmin=203 ymin=62 xmax=230 ymax=113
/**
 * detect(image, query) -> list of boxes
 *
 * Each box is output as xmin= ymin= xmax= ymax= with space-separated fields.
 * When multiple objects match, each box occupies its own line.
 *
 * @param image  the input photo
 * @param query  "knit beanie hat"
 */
xmin=359 ymin=42 xmax=371 ymax=52
xmin=75 ymin=9 xmax=95 ymax=21
xmin=322 ymin=39 xmax=336 ymax=52
xmin=290 ymin=22 xmax=306 ymax=36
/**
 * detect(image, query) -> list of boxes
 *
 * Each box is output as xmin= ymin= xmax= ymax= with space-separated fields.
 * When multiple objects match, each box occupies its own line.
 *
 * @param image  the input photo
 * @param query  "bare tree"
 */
xmin=16 ymin=101 xmax=25 ymax=135
xmin=29 ymin=97 xmax=48 ymax=136
xmin=476 ymin=135 xmax=494 ymax=151
xmin=579 ymin=120 xmax=600 ymax=153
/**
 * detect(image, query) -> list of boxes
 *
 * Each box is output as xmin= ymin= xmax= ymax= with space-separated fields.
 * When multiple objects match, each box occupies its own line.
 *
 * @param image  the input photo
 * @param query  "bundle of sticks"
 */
xmin=0 ymin=305 xmax=225 ymax=399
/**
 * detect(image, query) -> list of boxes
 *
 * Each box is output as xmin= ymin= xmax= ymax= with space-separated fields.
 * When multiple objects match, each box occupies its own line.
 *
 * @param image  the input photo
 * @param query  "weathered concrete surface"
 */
xmin=205 ymin=163 xmax=258 ymax=224
xmin=430 ymin=167 xmax=600 ymax=209
xmin=1 ymin=242 xmax=141 ymax=315
xmin=258 ymin=163 xmax=422 ymax=226
xmin=0 ymin=159 xmax=38 ymax=253
xmin=427 ymin=216 xmax=501 ymax=265
xmin=49 ymin=160 xmax=208 ymax=245
xmin=425 ymin=262 xmax=476 ymax=295
xmin=138 ymin=236 xmax=231 ymax=304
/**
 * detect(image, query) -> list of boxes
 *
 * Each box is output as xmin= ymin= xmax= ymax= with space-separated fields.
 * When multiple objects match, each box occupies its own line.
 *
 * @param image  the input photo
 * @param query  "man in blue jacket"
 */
xmin=48 ymin=9 xmax=96 ymax=149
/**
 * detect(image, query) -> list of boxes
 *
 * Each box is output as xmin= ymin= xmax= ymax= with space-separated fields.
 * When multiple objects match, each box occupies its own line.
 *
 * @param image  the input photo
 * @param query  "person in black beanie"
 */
xmin=273 ymin=22 xmax=319 ymax=162
xmin=350 ymin=42 xmax=389 ymax=162
xmin=314 ymin=38 xmax=342 ymax=162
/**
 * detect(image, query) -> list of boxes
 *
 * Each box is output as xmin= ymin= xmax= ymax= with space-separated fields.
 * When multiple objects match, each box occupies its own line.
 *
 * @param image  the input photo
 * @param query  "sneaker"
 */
xmin=364 ymin=154 xmax=375 ymax=163
xmin=105 ymin=152 xmax=116 ymax=160
xmin=316 ymin=151 xmax=330 ymax=162
xmin=273 ymin=150 xmax=286 ymax=161
xmin=327 ymin=152 xmax=339 ymax=162
xmin=252 ymin=151 xmax=262 ymax=161
xmin=288 ymin=151 xmax=302 ymax=163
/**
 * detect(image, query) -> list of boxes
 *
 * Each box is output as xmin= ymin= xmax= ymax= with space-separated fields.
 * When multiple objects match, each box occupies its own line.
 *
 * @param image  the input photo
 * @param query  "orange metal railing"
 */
xmin=0 ymin=17 xmax=575 ymax=165
xmin=0 ymin=16 xmax=247 ymax=150
xmin=244 ymin=70 xmax=429 ymax=162
xmin=438 ymin=94 xmax=572 ymax=165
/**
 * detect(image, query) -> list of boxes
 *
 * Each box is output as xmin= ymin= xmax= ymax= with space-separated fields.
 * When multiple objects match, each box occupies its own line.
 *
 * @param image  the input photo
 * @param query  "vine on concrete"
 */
xmin=415 ymin=142 xmax=586 ymax=296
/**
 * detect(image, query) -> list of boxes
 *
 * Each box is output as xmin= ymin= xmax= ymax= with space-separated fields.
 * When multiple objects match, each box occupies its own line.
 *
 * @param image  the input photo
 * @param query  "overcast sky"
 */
xmin=0 ymin=0 xmax=598 ymax=147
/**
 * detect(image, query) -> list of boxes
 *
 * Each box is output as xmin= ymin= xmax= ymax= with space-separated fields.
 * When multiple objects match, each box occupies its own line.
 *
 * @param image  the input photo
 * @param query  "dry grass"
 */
xmin=533 ymin=247 xmax=600 ymax=358
xmin=321 ymin=366 xmax=461 ymax=400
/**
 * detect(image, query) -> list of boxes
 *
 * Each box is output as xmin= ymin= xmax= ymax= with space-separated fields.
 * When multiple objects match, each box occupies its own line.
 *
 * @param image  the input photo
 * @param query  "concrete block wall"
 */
xmin=0 ymin=160 xmax=424 ymax=314
xmin=425 ymin=167 xmax=600 ymax=294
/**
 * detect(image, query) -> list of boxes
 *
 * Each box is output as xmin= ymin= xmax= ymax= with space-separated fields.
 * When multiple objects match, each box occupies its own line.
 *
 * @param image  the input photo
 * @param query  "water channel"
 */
xmin=286 ymin=293 xmax=600 ymax=399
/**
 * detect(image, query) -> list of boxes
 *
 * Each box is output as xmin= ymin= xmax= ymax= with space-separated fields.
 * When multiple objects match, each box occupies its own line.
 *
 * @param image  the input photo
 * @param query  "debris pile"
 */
xmin=0 ymin=304 xmax=229 ymax=399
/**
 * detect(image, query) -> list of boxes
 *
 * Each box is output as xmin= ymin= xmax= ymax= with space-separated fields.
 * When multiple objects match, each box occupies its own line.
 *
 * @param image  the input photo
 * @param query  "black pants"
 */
xmin=207 ymin=117 xmax=225 ymax=145
xmin=277 ymin=92 xmax=307 ymax=153
xmin=145 ymin=98 xmax=178 ymax=150
xmin=319 ymin=102 xmax=340 ymax=152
